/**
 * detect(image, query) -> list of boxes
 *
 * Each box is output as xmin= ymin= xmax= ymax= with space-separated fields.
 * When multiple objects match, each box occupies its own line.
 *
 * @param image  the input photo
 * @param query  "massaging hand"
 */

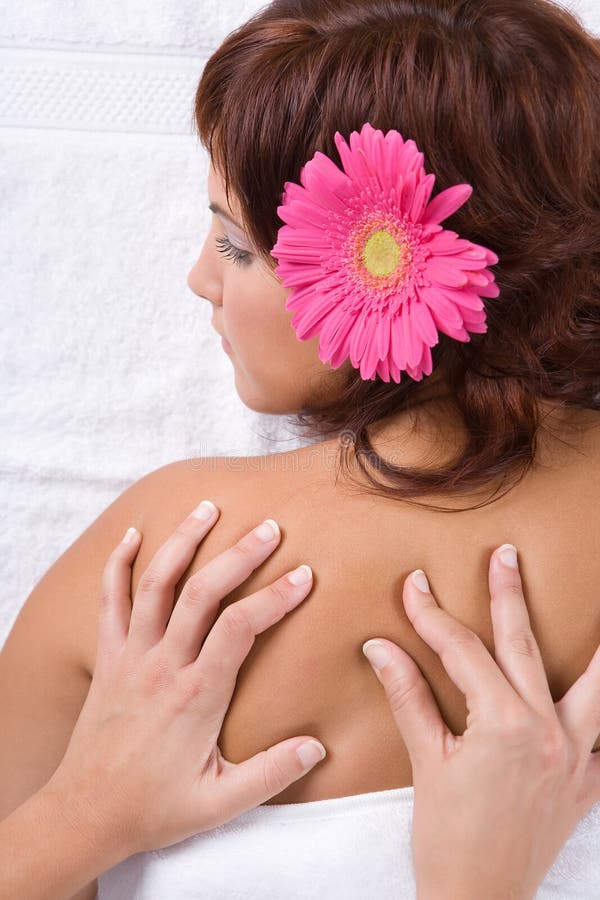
xmin=363 ymin=548 xmax=600 ymax=900
xmin=46 ymin=501 xmax=326 ymax=858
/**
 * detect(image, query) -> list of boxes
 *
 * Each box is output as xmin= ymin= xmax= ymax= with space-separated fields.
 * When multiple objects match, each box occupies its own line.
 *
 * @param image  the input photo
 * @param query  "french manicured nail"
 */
xmin=191 ymin=500 xmax=218 ymax=521
xmin=287 ymin=564 xmax=313 ymax=586
xmin=296 ymin=739 xmax=327 ymax=769
xmin=362 ymin=640 xmax=392 ymax=670
xmin=498 ymin=544 xmax=518 ymax=569
xmin=411 ymin=569 xmax=430 ymax=593
xmin=122 ymin=527 xmax=139 ymax=544
xmin=254 ymin=519 xmax=280 ymax=542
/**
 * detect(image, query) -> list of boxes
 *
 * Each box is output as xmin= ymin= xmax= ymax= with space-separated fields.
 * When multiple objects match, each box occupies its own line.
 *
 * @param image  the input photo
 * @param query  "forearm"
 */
xmin=0 ymin=779 xmax=128 ymax=900
xmin=418 ymin=888 xmax=532 ymax=900
xmin=417 ymin=873 xmax=535 ymax=900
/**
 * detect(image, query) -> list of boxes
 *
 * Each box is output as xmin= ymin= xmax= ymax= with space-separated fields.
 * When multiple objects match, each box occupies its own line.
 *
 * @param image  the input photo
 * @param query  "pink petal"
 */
xmin=402 ymin=304 xmax=424 ymax=369
xmin=406 ymin=362 xmax=425 ymax=381
xmin=328 ymin=313 xmax=358 ymax=368
xmin=349 ymin=307 xmax=371 ymax=366
xmin=277 ymin=265 xmax=322 ymax=288
xmin=450 ymin=253 xmax=494 ymax=272
xmin=409 ymin=172 xmax=436 ymax=223
xmin=419 ymin=343 xmax=434 ymax=377
xmin=278 ymin=198 xmax=337 ymax=229
xmin=421 ymin=184 xmax=473 ymax=226
xmin=301 ymin=155 xmax=353 ymax=214
xmin=290 ymin=294 xmax=339 ymax=336
xmin=376 ymin=356 xmax=391 ymax=382
xmin=478 ymin=279 xmax=501 ymax=299
xmin=425 ymin=230 xmax=471 ymax=255
xmin=359 ymin=315 xmax=382 ymax=379
xmin=279 ymin=182 xmax=308 ymax=206
xmin=426 ymin=256 xmax=469 ymax=289
xmin=425 ymin=292 xmax=464 ymax=330
xmin=411 ymin=298 xmax=439 ymax=346
xmin=319 ymin=307 xmax=352 ymax=356
xmin=400 ymin=169 xmax=417 ymax=216
xmin=438 ymin=287 xmax=485 ymax=312
xmin=466 ymin=271 xmax=492 ymax=287
xmin=382 ymin=130 xmax=406 ymax=189
xmin=464 ymin=323 xmax=487 ymax=335
xmin=275 ymin=226 xmax=334 ymax=250
xmin=390 ymin=313 xmax=408 ymax=371
xmin=376 ymin=315 xmax=391 ymax=362
xmin=388 ymin=355 xmax=402 ymax=383
xmin=335 ymin=132 xmax=372 ymax=184
xmin=398 ymin=140 xmax=423 ymax=178
xmin=429 ymin=305 xmax=470 ymax=341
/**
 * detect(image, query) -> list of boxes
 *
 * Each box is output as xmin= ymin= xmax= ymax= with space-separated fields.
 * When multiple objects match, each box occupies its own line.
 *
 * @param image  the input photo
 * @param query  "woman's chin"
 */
xmin=232 ymin=372 xmax=305 ymax=416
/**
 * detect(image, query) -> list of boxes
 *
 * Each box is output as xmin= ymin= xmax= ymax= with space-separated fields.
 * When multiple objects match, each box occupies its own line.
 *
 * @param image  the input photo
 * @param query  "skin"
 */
xmin=2 ymin=158 xmax=599 ymax=900
xmin=187 ymin=163 xmax=352 ymax=413
xmin=1 ymin=510 xmax=597 ymax=900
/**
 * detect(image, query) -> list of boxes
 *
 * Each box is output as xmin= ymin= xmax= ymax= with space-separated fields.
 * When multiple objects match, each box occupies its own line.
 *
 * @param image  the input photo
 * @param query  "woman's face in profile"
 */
xmin=187 ymin=163 xmax=350 ymax=414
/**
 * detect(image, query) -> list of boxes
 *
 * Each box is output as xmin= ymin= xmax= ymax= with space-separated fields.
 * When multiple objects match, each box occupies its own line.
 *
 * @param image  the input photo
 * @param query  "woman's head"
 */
xmin=190 ymin=0 xmax=600 ymax=504
xmin=187 ymin=162 xmax=351 ymax=412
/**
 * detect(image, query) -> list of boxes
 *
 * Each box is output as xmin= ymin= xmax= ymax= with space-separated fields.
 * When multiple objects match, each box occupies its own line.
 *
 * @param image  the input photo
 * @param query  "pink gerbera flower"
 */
xmin=271 ymin=123 xmax=500 ymax=382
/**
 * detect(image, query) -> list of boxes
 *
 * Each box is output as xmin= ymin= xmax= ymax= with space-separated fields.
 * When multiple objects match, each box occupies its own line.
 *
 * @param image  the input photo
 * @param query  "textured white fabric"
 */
xmin=0 ymin=0 xmax=306 ymax=646
xmin=97 ymin=786 xmax=600 ymax=899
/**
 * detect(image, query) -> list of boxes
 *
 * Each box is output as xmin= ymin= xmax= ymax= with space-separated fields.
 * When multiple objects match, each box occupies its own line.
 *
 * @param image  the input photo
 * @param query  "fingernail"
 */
xmin=254 ymin=519 xmax=280 ymax=542
xmin=411 ymin=569 xmax=430 ymax=593
xmin=296 ymin=740 xmax=327 ymax=769
xmin=362 ymin=640 xmax=392 ymax=670
xmin=498 ymin=544 xmax=518 ymax=569
xmin=122 ymin=526 xmax=139 ymax=544
xmin=191 ymin=500 xmax=218 ymax=521
xmin=287 ymin=564 xmax=312 ymax=586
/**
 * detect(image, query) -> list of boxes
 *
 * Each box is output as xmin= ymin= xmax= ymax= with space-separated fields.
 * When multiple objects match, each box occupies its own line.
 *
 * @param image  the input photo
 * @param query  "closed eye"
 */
xmin=215 ymin=235 xmax=252 ymax=267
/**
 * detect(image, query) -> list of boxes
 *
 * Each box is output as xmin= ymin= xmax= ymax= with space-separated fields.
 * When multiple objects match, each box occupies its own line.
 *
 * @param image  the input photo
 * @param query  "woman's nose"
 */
xmin=186 ymin=255 xmax=222 ymax=308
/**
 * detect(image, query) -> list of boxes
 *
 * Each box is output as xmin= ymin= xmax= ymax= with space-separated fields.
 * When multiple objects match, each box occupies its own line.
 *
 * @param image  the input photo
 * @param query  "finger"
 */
xmin=203 ymin=736 xmax=326 ymax=826
xmin=403 ymin=569 xmax=517 ymax=721
xmin=95 ymin=527 xmax=142 ymax=679
xmin=163 ymin=518 xmax=283 ymax=666
xmin=488 ymin=545 xmax=556 ymax=717
xmin=555 ymin=639 xmax=600 ymax=754
xmin=127 ymin=501 xmax=220 ymax=654
xmin=183 ymin=563 xmax=314 ymax=731
xmin=362 ymin=638 xmax=451 ymax=763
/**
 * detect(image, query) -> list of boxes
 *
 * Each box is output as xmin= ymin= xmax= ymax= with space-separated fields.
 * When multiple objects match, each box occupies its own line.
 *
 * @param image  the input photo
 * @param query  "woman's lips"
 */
xmin=211 ymin=322 xmax=232 ymax=354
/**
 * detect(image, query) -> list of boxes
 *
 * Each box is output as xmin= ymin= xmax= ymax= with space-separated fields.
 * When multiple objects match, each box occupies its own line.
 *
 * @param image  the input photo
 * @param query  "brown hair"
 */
xmin=193 ymin=0 xmax=600 ymax=510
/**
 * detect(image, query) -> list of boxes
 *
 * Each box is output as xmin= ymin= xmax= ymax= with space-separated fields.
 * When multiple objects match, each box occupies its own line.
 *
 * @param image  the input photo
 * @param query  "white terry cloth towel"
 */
xmin=0 ymin=0 xmax=317 ymax=646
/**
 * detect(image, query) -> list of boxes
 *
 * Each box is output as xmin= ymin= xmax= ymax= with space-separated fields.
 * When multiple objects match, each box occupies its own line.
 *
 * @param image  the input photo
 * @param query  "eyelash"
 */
xmin=215 ymin=235 xmax=252 ymax=267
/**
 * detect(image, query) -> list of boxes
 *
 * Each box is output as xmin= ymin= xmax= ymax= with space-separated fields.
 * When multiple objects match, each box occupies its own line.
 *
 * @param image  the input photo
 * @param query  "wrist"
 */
xmin=418 ymin=882 xmax=535 ymax=900
xmin=0 ymin=778 xmax=129 ymax=900
xmin=43 ymin=767 xmax=134 ymax=872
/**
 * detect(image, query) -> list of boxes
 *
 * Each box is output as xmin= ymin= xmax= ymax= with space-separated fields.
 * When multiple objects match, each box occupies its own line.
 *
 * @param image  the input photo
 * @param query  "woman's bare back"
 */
xmin=79 ymin=406 xmax=600 ymax=805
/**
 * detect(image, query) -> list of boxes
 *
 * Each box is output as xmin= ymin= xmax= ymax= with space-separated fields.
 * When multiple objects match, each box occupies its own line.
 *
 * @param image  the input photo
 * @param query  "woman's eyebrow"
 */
xmin=208 ymin=202 xmax=244 ymax=231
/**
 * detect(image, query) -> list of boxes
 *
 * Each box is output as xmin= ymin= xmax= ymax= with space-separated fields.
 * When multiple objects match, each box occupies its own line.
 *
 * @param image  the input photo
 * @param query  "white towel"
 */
xmin=0 ymin=0 xmax=309 ymax=644
xmin=96 ymin=785 xmax=600 ymax=899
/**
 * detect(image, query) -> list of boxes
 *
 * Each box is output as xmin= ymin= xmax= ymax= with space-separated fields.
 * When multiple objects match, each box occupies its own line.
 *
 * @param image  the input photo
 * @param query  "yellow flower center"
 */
xmin=362 ymin=229 xmax=402 ymax=277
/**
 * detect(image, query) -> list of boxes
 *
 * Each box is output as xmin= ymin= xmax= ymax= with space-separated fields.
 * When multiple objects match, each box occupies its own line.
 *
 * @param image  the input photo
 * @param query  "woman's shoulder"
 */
xmin=66 ymin=445 xmax=335 ymax=676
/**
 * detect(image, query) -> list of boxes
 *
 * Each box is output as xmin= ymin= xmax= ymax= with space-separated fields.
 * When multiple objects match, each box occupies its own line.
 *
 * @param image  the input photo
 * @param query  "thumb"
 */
xmin=209 ymin=737 xmax=326 ymax=822
xmin=363 ymin=638 xmax=448 ymax=763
